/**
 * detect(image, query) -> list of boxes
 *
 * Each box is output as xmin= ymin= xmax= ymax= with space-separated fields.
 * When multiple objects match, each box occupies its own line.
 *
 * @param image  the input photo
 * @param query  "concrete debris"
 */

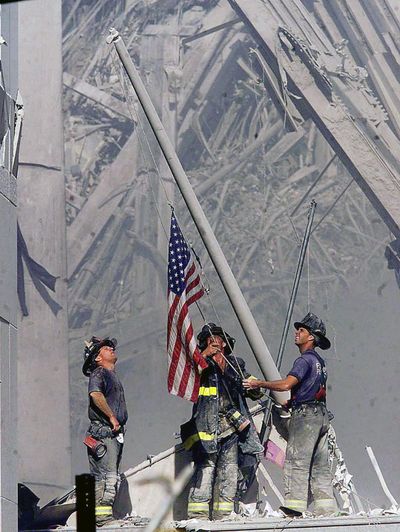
xmin=360 ymin=508 xmax=400 ymax=517
xmin=328 ymin=425 xmax=362 ymax=514
xmin=37 ymin=512 xmax=151 ymax=530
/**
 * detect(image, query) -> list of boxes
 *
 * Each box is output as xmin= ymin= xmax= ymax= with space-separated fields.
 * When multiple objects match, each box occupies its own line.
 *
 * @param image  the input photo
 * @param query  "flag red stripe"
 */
xmin=168 ymin=292 xmax=202 ymax=397
xmin=185 ymin=262 xmax=196 ymax=280
xmin=170 ymin=298 xmax=190 ymax=381
xmin=190 ymin=375 xmax=200 ymax=402
xmin=177 ymin=321 xmax=198 ymax=397
xmin=186 ymin=287 xmax=204 ymax=307
xmin=167 ymin=263 xmax=203 ymax=376
xmin=186 ymin=275 xmax=201 ymax=295
xmin=167 ymin=291 xmax=180 ymax=346
xmin=168 ymin=331 xmax=183 ymax=392
xmin=168 ymin=301 xmax=189 ymax=391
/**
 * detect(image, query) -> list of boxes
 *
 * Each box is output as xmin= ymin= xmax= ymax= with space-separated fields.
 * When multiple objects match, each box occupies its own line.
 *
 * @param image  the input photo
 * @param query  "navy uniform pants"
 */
xmin=188 ymin=435 xmax=238 ymax=520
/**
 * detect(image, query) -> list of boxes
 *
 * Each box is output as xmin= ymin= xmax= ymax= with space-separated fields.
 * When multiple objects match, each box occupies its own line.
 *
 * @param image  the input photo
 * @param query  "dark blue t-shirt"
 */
xmin=88 ymin=367 xmax=128 ymax=425
xmin=288 ymin=349 xmax=327 ymax=406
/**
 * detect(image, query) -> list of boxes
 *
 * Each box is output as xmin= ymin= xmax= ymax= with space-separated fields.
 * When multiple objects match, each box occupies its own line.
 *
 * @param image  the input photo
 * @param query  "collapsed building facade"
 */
xmin=11 ymin=0 xmax=400 ymax=530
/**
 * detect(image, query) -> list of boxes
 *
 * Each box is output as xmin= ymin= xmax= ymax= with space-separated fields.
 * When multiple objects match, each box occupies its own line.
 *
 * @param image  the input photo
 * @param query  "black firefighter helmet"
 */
xmin=294 ymin=312 xmax=331 ymax=350
xmin=197 ymin=323 xmax=236 ymax=355
xmin=82 ymin=336 xmax=118 ymax=376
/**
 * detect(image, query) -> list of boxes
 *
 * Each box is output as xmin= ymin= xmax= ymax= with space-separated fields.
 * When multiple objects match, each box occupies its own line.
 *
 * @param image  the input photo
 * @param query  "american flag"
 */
xmin=167 ymin=212 xmax=207 ymax=401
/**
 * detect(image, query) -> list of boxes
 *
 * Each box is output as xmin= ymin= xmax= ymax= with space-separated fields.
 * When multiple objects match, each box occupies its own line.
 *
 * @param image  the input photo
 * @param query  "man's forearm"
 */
xmin=244 ymin=374 xmax=298 ymax=392
xmin=254 ymin=378 xmax=296 ymax=392
xmin=90 ymin=392 xmax=114 ymax=420
xmin=260 ymin=379 xmax=292 ymax=392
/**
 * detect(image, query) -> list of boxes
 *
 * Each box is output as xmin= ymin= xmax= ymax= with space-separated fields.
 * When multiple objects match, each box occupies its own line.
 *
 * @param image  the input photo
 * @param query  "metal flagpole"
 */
xmin=107 ymin=28 xmax=289 ymax=404
xmin=259 ymin=200 xmax=316 ymax=441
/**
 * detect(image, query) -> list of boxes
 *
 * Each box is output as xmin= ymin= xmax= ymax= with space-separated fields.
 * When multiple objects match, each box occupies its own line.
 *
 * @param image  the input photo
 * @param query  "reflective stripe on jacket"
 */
xmin=181 ymin=355 xmax=263 ymax=456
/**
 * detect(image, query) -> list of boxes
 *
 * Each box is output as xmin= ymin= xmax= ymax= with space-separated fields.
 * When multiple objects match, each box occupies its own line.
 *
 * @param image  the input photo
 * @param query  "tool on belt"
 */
xmin=84 ymin=435 xmax=107 ymax=459
xmin=225 ymin=406 xmax=250 ymax=432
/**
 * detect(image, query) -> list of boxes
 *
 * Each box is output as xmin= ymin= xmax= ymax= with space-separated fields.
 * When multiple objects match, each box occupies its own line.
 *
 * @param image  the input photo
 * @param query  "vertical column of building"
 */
xmin=0 ymin=2 xmax=19 ymax=530
xmin=17 ymin=0 xmax=71 ymax=504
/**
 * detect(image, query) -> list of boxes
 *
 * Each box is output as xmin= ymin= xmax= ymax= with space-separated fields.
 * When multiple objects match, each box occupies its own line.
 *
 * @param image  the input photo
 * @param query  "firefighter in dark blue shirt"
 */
xmin=243 ymin=313 xmax=337 ymax=517
xmin=82 ymin=336 xmax=128 ymax=526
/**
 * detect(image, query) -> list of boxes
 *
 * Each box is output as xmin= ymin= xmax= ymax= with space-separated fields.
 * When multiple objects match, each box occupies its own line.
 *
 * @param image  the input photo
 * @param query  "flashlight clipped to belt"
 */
xmin=84 ymin=435 xmax=107 ymax=459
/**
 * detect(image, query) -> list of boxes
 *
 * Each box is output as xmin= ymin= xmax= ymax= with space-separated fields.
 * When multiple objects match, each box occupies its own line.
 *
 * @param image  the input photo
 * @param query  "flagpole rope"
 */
xmin=111 ymin=47 xmax=174 ymax=208
xmin=110 ymin=48 xmax=170 ymax=240
xmin=111 ymin=47 xmax=247 ymax=379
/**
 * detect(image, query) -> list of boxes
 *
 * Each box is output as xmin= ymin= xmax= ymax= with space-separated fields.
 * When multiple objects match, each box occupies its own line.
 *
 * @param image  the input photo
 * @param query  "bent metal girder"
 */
xmin=228 ymin=0 xmax=400 ymax=239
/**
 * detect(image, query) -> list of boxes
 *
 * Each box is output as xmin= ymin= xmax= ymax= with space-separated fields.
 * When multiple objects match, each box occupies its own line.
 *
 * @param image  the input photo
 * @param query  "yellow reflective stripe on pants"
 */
xmin=188 ymin=501 xmax=209 ymax=512
xmin=213 ymin=501 xmax=234 ymax=511
xmin=284 ymin=499 xmax=307 ymax=512
xmin=198 ymin=386 xmax=217 ymax=396
xmin=183 ymin=431 xmax=215 ymax=450
xmin=95 ymin=505 xmax=112 ymax=516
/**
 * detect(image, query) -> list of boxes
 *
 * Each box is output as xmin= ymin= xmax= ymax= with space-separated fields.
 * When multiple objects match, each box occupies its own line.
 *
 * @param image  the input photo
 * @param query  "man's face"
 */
xmin=207 ymin=334 xmax=226 ymax=370
xmin=207 ymin=334 xmax=226 ymax=352
xmin=97 ymin=345 xmax=117 ymax=365
xmin=294 ymin=326 xmax=314 ymax=346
